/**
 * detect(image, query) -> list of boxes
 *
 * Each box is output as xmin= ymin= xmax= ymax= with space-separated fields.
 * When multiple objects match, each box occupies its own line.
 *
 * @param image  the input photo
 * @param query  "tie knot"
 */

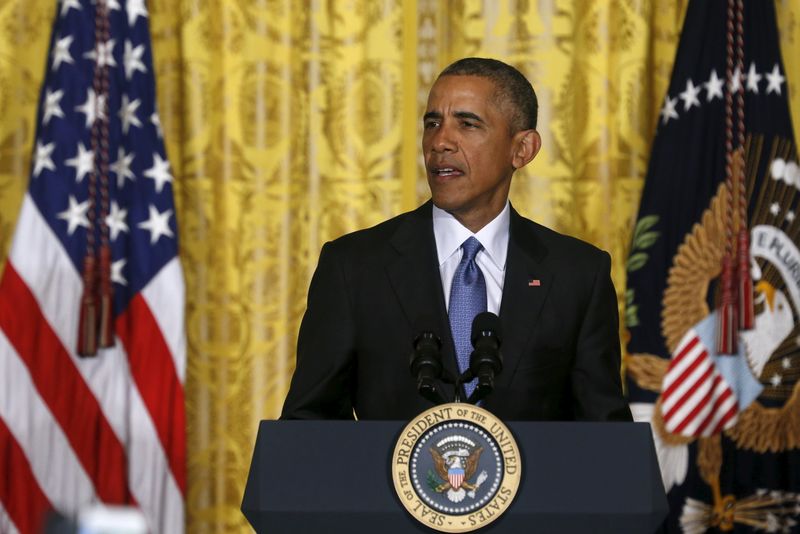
xmin=461 ymin=236 xmax=483 ymax=262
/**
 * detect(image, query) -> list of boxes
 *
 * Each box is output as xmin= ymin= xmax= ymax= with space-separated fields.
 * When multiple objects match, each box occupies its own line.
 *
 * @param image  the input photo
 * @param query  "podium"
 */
xmin=242 ymin=420 xmax=667 ymax=533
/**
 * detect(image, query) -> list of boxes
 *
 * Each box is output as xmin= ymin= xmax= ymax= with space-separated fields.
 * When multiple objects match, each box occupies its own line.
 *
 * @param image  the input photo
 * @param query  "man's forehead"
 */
xmin=425 ymin=75 xmax=500 ymax=110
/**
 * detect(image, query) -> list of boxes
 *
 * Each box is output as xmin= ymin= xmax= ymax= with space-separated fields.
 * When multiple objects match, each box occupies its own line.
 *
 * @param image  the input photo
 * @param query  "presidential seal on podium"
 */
xmin=391 ymin=403 xmax=521 ymax=532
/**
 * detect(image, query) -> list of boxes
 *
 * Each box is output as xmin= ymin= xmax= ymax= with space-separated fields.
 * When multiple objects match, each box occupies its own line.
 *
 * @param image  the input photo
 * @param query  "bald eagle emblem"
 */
xmin=429 ymin=436 xmax=488 ymax=503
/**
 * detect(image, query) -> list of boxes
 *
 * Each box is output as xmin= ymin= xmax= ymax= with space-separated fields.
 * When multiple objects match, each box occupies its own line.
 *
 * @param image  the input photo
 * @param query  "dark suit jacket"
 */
xmin=281 ymin=201 xmax=632 ymax=421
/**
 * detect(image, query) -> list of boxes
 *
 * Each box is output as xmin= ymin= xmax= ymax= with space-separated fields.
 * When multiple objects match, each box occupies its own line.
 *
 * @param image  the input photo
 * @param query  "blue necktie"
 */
xmin=448 ymin=237 xmax=487 ymax=398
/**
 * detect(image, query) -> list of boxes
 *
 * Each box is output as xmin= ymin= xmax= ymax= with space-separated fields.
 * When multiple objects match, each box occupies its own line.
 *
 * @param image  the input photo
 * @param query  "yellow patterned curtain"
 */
xmin=1 ymin=1 xmax=799 ymax=532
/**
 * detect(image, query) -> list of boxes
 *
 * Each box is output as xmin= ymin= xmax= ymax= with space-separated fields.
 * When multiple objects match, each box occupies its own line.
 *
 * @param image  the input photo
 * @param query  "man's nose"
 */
xmin=430 ymin=124 xmax=456 ymax=152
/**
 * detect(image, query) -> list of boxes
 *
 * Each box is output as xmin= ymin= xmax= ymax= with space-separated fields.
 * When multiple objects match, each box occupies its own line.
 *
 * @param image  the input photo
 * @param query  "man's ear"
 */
xmin=511 ymin=129 xmax=541 ymax=170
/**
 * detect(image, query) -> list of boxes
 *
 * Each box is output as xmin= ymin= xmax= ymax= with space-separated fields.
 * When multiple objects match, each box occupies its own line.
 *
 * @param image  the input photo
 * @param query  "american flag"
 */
xmin=0 ymin=1 xmax=185 ymax=533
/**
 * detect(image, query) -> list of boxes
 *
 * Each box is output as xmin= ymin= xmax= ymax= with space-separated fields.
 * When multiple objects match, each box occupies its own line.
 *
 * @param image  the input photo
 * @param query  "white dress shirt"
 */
xmin=432 ymin=202 xmax=510 ymax=314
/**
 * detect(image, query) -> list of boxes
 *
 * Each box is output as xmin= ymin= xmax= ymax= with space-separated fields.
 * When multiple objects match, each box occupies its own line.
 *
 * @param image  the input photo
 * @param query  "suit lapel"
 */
xmin=385 ymin=202 xmax=459 ymax=383
xmin=496 ymin=207 xmax=553 ymax=388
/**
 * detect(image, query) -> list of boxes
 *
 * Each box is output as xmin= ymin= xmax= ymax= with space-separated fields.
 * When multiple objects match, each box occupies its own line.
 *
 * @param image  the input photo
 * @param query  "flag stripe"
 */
xmin=708 ymin=403 xmax=738 ymax=435
xmin=0 ymin=498 xmax=22 ymax=534
xmin=115 ymin=345 xmax=184 ymax=534
xmin=0 ymin=418 xmax=50 ymax=534
xmin=0 ymin=329 xmax=95 ymax=513
xmin=683 ymin=377 xmax=730 ymax=435
xmin=663 ymin=363 xmax=717 ymax=427
xmin=664 ymin=334 xmax=701 ymax=376
xmin=661 ymin=339 xmax=706 ymax=401
xmin=0 ymin=263 xmax=133 ymax=505
xmin=670 ymin=374 xmax=723 ymax=434
xmin=662 ymin=353 xmax=713 ymax=415
xmin=116 ymin=293 xmax=186 ymax=492
xmin=9 ymin=196 xmax=84 ymax=346
xmin=142 ymin=258 xmax=186 ymax=383
xmin=698 ymin=390 xmax=737 ymax=436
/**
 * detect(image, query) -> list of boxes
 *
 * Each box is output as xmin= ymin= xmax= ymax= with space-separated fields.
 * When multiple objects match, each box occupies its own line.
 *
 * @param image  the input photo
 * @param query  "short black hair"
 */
xmin=438 ymin=57 xmax=538 ymax=131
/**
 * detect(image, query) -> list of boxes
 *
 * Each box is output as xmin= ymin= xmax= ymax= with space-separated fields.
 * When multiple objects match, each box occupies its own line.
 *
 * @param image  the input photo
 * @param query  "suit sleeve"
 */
xmin=280 ymin=242 xmax=356 ymax=419
xmin=571 ymin=251 xmax=633 ymax=421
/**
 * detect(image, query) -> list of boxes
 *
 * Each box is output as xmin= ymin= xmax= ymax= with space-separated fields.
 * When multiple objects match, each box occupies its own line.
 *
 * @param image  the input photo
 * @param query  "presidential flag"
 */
xmin=625 ymin=0 xmax=800 ymax=532
xmin=0 ymin=1 xmax=185 ymax=533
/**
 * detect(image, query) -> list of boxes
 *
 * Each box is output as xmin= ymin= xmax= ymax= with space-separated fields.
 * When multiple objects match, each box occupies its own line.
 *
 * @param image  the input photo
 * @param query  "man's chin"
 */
xmin=430 ymin=197 xmax=457 ymax=212
xmin=429 ymin=184 xmax=461 ymax=207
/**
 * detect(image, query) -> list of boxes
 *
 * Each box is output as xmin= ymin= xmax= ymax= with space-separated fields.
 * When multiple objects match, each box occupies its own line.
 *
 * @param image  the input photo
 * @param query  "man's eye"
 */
xmin=424 ymin=120 xmax=439 ymax=129
xmin=462 ymin=121 xmax=477 ymax=128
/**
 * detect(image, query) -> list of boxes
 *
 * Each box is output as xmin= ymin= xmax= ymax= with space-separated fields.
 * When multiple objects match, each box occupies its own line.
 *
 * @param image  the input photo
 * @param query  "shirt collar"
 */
xmin=432 ymin=201 xmax=510 ymax=270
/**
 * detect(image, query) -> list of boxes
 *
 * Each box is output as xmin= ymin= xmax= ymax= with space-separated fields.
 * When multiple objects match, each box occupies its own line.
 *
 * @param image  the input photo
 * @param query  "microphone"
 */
xmin=467 ymin=311 xmax=503 ymax=403
xmin=409 ymin=315 xmax=446 ymax=405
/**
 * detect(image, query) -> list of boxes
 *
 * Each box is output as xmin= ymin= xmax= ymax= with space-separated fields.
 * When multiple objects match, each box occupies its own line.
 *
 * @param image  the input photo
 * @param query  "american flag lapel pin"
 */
xmin=528 ymin=279 xmax=541 ymax=287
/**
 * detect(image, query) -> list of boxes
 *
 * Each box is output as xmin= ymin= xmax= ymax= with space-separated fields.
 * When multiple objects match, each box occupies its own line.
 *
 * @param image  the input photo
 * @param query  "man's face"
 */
xmin=423 ymin=75 xmax=531 ymax=231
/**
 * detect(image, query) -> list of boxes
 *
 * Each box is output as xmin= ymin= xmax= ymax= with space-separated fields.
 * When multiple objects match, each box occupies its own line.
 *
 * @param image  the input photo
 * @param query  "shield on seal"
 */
xmin=448 ymin=466 xmax=465 ymax=490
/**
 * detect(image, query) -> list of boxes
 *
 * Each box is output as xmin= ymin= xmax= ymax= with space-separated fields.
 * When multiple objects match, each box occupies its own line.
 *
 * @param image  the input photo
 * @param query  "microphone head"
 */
xmin=471 ymin=311 xmax=502 ymax=346
xmin=413 ymin=314 xmax=442 ymax=348
xmin=410 ymin=314 xmax=443 ymax=379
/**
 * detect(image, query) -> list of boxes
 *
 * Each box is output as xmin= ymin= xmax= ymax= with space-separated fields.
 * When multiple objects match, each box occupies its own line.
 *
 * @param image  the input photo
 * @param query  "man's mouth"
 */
xmin=430 ymin=166 xmax=464 ymax=177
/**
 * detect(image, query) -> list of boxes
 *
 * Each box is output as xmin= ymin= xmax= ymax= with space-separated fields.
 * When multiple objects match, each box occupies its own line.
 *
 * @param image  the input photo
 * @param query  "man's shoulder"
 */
xmin=512 ymin=210 xmax=609 ymax=264
xmin=324 ymin=203 xmax=429 ymax=256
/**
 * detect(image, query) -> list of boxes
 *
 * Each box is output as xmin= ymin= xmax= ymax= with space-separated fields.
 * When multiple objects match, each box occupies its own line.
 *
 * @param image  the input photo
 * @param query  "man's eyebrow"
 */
xmin=453 ymin=111 xmax=485 ymax=123
xmin=423 ymin=110 xmax=486 ymax=123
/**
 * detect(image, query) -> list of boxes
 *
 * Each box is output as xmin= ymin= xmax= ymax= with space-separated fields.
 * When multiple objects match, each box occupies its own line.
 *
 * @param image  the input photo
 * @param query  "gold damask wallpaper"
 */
xmin=1 ymin=1 xmax=799 ymax=532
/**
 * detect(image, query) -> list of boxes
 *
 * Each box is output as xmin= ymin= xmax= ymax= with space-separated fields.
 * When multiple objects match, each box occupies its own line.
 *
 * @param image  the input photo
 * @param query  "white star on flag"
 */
xmin=123 ymin=40 xmax=147 ymax=79
xmin=105 ymin=200 xmax=129 ymax=241
xmin=33 ymin=141 xmax=56 ymax=177
xmin=704 ymin=69 xmax=724 ymax=101
xmin=765 ymin=64 xmax=785 ymax=95
xmin=43 ymin=89 xmax=65 ymax=125
xmin=126 ymin=0 xmax=149 ymax=27
xmin=65 ymin=142 xmax=94 ymax=183
xmin=75 ymin=88 xmax=107 ymax=128
xmin=746 ymin=62 xmax=762 ymax=93
xmin=144 ymin=153 xmax=173 ymax=193
xmin=679 ymin=79 xmax=701 ymax=110
xmin=57 ymin=195 xmax=90 ymax=235
xmin=60 ymin=0 xmax=82 ymax=16
xmin=51 ymin=35 xmax=75 ymax=70
xmin=83 ymin=39 xmax=117 ymax=68
xmin=111 ymin=258 xmax=127 ymax=286
xmin=770 ymin=202 xmax=781 ymax=215
xmin=138 ymin=204 xmax=174 ymax=244
xmin=770 ymin=374 xmax=782 ymax=387
xmin=119 ymin=94 xmax=142 ymax=134
xmin=660 ymin=95 xmax=679 ymax=124
xmin=110 ymin=147 xmax=136 ymax=188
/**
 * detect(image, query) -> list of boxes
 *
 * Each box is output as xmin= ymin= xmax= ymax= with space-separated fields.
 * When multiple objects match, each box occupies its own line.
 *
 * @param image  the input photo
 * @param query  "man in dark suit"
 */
xmin=281 ymin=58 xmax=631 ymax=422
